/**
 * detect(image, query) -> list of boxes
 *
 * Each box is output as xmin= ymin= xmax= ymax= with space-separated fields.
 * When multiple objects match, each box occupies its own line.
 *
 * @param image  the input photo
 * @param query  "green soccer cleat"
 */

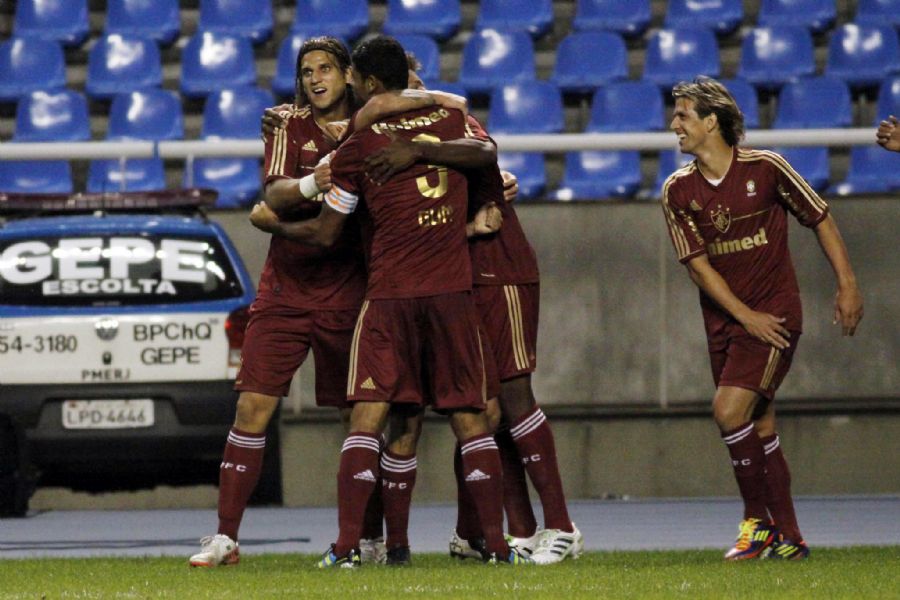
xmin=766 ymin=538 xmax=810 ymax=560
xmin=317 ymin=544 xmax=360 ymax=568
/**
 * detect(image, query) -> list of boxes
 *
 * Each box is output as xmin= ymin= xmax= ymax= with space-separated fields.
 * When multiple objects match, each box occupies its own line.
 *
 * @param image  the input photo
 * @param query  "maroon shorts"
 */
xmin=347 ymin=292 xmax=490 ymax=412
xmin=709 ymin=332 xmax=800 ymax=401
xmin=474 ymin=283 xmax=538 ymax=381
xmin=235 ymin=298 xmax=358 ymax=408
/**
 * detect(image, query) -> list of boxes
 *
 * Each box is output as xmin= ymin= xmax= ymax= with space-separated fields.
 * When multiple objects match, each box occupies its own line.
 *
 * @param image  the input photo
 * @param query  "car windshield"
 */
xmin=0 ymin=233 xmax=243 ymax=307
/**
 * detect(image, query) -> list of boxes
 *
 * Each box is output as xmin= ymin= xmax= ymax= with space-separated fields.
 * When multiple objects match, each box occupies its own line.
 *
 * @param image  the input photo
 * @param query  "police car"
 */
xmin=0 ymin=190 xmax=272 ymax=515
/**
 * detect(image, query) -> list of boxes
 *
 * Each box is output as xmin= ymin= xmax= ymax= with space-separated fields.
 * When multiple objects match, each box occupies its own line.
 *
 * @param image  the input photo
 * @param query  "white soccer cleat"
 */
xmin=189 ymin=534 xmax=240 ymax=567
xmin=359 ymin=536 xmax=387 ymax=564
xmin=449 ymin=530 xmax=486 ymax=560
xmin=529 ymin=523 xmax=584 ymax=565
xmin=505 ymin=530 xmax=544 ymax=558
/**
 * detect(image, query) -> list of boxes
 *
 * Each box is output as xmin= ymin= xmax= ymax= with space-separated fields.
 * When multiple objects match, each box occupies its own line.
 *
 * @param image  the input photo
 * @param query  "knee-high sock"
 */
xmin=460 ymin=433 xmax=507 ymax=557
xmin=722 ymin=422 xmax=769 ymax=521
xmin=761 ymin=433 xmax=803 ymax=541
xmin=361 ymin=435 xmax=385 ymax=541
xmin=217 ymin=428 xmax=265 ymax=541
xmin=509 ymin=407 xmax=572 ymax=532
xmin=496 ymin=425 xmax=538 ymax=537
xmin=334 ymin=432 xmax=381 ymax=556
xmin=380 ymin=449 xmax=417 ymax=549
xmin=453 ymin=443 xmax=482 ymax=540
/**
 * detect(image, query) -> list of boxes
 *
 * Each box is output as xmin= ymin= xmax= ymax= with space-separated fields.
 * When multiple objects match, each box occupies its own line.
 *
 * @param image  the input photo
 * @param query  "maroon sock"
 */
xmin=722 ymin=422 xmax=769 ymax=521
xmin=361 ymin=436 xmax=385 ymax=541
xmin=510 ymin=407 xmax=572 ymax=532
xmin=496 ymin=426 xmax=537 ymax=537
xmin=380 ymin=449 xmax=417 ymax=549
xmin=762 ymin=433 xmax=803 ymax=541
xmin=453 ymin=443 xmax=482 ymax=540
xmin=217 ymin=428 xmax=266 ymax=541
xmin=460 ymin=433 xmax=507 ymax=557
xmin=334 ymin=432 xmax=381 ymax=556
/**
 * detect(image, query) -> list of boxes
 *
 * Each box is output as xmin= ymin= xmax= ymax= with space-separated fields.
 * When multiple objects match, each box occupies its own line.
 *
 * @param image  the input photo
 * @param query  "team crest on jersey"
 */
xmin=746 ymin=179 xmax=757 ymax=196
xmin=710 ymin=204 xmax=731 ymax=233
xmin=689 ymin=199 xmax=702 ymax=212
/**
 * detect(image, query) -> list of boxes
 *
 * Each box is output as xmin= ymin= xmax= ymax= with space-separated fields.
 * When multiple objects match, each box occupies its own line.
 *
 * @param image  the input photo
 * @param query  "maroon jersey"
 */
xmin=260 ymin=105 xmax=366 ymax=310
xmin=464 ymin=115 xmax=540 ymax=286
xmin=661 ymin=147 xmax=829 ymax=346
xmin=328 ymin=106 xmax=471 ymax=299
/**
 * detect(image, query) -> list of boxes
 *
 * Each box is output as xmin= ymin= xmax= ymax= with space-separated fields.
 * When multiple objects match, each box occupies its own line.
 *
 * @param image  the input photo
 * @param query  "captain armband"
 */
xmin=324 ymin=185 xmax=358 ymax=214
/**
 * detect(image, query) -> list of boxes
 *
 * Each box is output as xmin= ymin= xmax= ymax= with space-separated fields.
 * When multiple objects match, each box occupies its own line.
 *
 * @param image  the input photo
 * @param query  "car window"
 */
xmin=0 ymin=233 xmax=243 ymax=307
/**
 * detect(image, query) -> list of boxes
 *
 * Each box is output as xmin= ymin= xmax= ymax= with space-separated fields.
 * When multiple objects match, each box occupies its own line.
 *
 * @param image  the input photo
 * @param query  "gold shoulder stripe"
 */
xmin=739 ymin=149 xmax=828 ymax=213
xmin=267 ymin=126 xmax=288 ymax=177
xmin=661 ymin=165 xmax=697 ymax=260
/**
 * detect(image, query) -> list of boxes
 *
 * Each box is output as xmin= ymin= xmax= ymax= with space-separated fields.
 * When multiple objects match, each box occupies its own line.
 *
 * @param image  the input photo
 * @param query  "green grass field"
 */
xmin=1 ymin=547 xmax=898 ymax=599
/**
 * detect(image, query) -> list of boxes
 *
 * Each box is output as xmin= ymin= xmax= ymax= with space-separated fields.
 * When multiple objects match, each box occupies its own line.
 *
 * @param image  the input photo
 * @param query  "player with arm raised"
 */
xmin=661 ymin=77 xmax=863 ymax=561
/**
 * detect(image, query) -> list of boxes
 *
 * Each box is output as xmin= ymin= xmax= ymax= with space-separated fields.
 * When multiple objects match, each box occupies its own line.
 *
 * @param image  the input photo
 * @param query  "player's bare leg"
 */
xmin=379 ymin=405 xmax=424 ymax=565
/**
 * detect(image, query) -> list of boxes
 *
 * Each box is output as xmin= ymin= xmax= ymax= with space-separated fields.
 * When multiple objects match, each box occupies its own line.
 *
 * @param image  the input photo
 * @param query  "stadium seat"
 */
xmin=383 ymin=0 xmax=461 ymax=41
xmin=757 ymin=0 xmax=836 ymax=33
xmin=13 ymin=0 xmax=89 ymax=47
xmin=181 ymin=32 xmax=257 ymax=99
xmin=88 ymin=90 xmax=184 ymax=193
xmin=829 ymin=145 xmax=900 ymax=195
xmin=572 ymin=0 xmax=651 ymax=38
xmin=721 ymin=78 xmax=760 ymax=129
xmin=475 ymin=0 xmax=554 ymax=38
xmin=771 ymin=147 xmax=830 ymax=191
xmin=458 ymin=30 xmax=536 ymax=95
xmin=655 ymin=149 xmax=693 ymax=198
xmin=273 ymin=34 xmax=306 ymax=99
xmin=199 ymin=0 xmax=273 ymax=44
xmin=554 ymin=151 xmax=642 ymax=200
xmin=855 ymin=0 xmax=900 ymax=29
xmin=587 ymin=80 xmax=665 ymax=133
xmin=487 ymin=82 xmax=563 ymax=134
xmin=826 ymin=24 xmax=900 ymax=90
xmin=643 ymin=28 xmax=721 ymax=90
xmin=553 ymin=31 xmax=628 ymax=95
xmin=14 ymin=90 xmax=90 ymax=142
xmin=497 ymin=152 xmax=545 ymax=200
xmin=186 ymin=87 xmax=274 ymax=208
xmin=106 ymin=0 xmax=180 ymax=45
xmin=292 ymin=0 xmax=367 ymax=41
xmin=0 ymin=161 xmax=73 ymax=194
xmin=86 ymin=34 xmax=163 ymax=100
xmin=0 ymin=37 xmax=66 ymax=103
xmin=773 ymin=77 xmax=852 ymax=129
xmin=664 ymin=0 xmax=743 ymax=35
xmin=876 ymin=75 xmax=900 ymax=121
xmin=394 ymin=35 xmax=440 ymax=81
xmin=737 ymin=26 xmax=815 ymax=91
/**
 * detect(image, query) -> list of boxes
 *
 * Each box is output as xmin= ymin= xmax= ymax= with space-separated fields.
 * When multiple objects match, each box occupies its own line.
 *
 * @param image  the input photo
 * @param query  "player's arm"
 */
xmin=264 ymin=154 xmax=334 ymax=215
xmin=684 ymin=255 xmax=792 ymax=349
xmin=812 ymin=215 xmax=863 ymax=335
xmin=364 ymin=131 xmax=495 ymax=184
xmin=353 ymin=89 xmax=467 ymax=131
xmin=250 ymin=198 xmax=349 ymax=247
xmin=876 ymin=115 xmax=900 ymax=152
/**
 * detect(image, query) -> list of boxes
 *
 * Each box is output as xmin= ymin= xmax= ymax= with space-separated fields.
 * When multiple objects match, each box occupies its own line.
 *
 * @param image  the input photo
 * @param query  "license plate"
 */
xmin=62 ymin=399 xmax=155 ymax=429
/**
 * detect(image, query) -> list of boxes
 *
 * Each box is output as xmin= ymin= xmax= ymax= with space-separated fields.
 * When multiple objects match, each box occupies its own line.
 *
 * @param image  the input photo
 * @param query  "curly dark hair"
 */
xmin=672 ymin=76 xmax=745 ymax=147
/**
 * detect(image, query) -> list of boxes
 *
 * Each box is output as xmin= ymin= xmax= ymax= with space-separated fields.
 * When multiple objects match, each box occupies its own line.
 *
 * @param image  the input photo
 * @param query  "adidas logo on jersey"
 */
xmin=353 ymin=469 xmax=377 ymax=482
xmin=465 ymin=469 xmax=490 ymax=482
xmin=302 ymin=140 xmax=318 ymax=152
xmin=360 ymin=377 xmax=376 ymax=391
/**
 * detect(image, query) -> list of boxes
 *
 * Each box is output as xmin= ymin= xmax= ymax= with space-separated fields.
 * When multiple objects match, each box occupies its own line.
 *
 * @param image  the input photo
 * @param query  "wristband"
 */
xmin=298 ymin=173 xmax=320 ymax=199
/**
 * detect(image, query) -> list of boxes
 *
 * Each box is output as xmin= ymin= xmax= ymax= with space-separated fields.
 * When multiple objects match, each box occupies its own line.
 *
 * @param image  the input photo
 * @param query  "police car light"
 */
xmin=0 ymin=189 xmax=219 ymax=216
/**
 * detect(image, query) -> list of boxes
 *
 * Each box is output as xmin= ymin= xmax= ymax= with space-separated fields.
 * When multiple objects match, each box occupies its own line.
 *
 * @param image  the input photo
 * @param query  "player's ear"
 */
xmin=705 ymin=112 xmax=719 ymax=133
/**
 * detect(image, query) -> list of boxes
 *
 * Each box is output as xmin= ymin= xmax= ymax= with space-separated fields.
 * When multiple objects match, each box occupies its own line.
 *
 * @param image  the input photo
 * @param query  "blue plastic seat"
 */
xmin=14 ymin=0 xmax=89 ymax=47
xmin=273 ymin=33 xmax=308 ymax=98
xmin=643 ymin=27 xmax=721 ymax=90
xmin=86 ymin=34 xmax=163 ymax=100
xmin=573 ymin=0 xmax=651 ymax=38
xmin=855 ymin=0 xmax=900 ymax=28
xmin=383 ymin=0 xmax=461 ymax=41
xmin=106 ymin=0 xmax=180 ymax=45
xmin=0 ymin=162 xmax=73 ymax=194
xmin=587 ymin=80 xmax=665 ymax=132
xmin=738 ymin=26 xmax=815 ymax=91
xmin=88 ymin=90 xmax=184 ymax=193
xmin=15 ymin=90 xmax=90 ymax=142
xmin=876 ymin=75 xmax=900 ymax=121
xmin=199 ymin=0 xmax=273 ymax=44
xmin=394 ymin=35 xmax=440 ymax=81
xmin=664 ymin=0 xmax=743 ymax=35
xmin=0 ymin=37 xmax=66 ymax=103
xmin=475 ymin=0 xmax=553 ymax=38
xmin=771 ymin=147 xmax=830 ymax=191
xmin=773 ymin=76 xmax=852 ymax=129
xmin=181 ymin=32 xmax=257 ymax=99
xmin=458 ymin=30 xmax=536 ymax=95
xmin=829 ymin=145 xmax=900 ymax=195
xmin=487 ymin=82 xmax=563 ymax=134
xmin=186 ymin=87 xmax=274 ymax=207
xmin=554 ymin=151 xmax=642 ymax=200
xmin=292 ymin=0 xmax=368 ymax=41
xmin=826 ymin=24 xmax=900 ymax=90
xmin=757 ymin=0 xmax=835 ymax=33
xmin=721 ymin=78 xmax=760 ymax=129
xmin=553 ymin=31 xmax=628 ymax=94
xmin=655 ymin=149 xmax=694 ymax=198
xmin=497 ymin=152 xmax=545 ymax=200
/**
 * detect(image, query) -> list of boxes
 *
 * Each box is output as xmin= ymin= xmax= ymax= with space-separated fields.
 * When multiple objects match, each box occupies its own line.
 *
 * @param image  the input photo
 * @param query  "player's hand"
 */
xmin=500 ymin=170 xmax=519 ymax=203
xmin=833 ymin=285 xmax=863 ymax=336
xmin=323 ymin=120 xmax=349 ymax=144
xmin=364 ymin=131 xmax=421 ymax=184
xmin=314 ymin=159 xmax=333 ymax=192
xmin=739 ymin=310 xmax=791 ymax=350
xmin=469 ymin=202 xmax=503 ymax=236
xmin=249 ymin=201 xmax=281 ymax=233
xmin=876 ymin=115 xmax=900 ymax=152
xmin=260 ymin=105 xmax=292 ymax=141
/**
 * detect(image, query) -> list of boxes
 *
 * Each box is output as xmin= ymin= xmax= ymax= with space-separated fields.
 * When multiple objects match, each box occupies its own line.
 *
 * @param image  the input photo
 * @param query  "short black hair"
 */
xmin=351 ymin=36 xmax=408 ymax=91
xmin=294 ymin=36 xmax=352 ymax=105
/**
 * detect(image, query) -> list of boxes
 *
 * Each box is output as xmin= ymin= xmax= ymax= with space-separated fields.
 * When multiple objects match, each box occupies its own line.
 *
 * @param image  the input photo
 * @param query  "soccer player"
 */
xmin=250 ymin=35 xmax=531 ymax=568
xmin=876 ymin=114 xmax=900 ymax=152
xmin=661 ymin=77 xmax=863 ymax=561
xmin=355 ymin=74 xmax=582 ymax=564
xmin=189 ymin=36 xmax=387 ymax=567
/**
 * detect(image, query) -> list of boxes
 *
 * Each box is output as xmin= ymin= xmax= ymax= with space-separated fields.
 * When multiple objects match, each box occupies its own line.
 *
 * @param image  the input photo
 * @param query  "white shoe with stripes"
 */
xmin=529 ymin=523 xmax=584 ymax=565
